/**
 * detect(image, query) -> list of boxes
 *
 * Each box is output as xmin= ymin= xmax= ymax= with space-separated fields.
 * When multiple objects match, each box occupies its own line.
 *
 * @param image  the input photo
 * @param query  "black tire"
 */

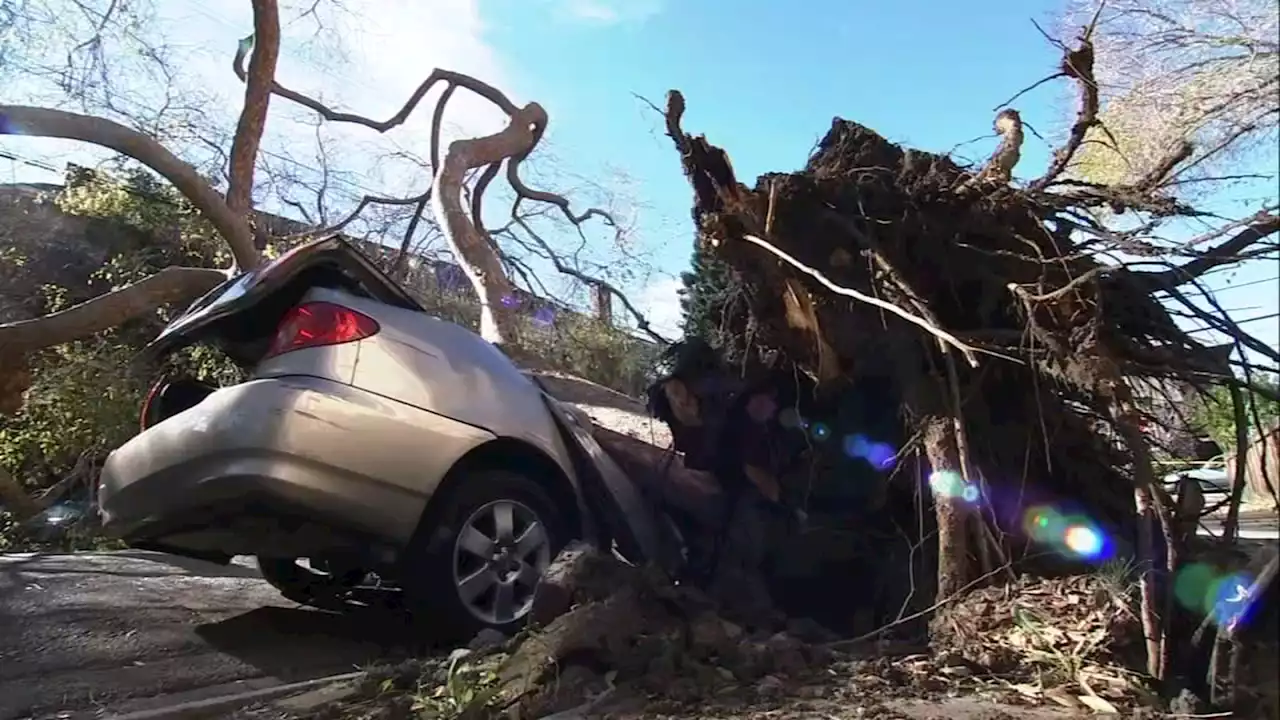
xmin=402 ymin=468 xmax=568 ymax=642
xmin=257 ymin=556 xmax=364 ymax=611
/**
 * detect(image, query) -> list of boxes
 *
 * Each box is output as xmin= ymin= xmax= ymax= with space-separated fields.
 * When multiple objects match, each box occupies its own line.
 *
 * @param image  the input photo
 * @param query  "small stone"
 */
xmin=467 ymin=627 xmax=508 ymax=654
xmin=786 ymin=616 xmax=839 ymax=643
xmin=765 ymin=631 xmax=808 ymax=675
xmin=755 ymin=675 xmax=785 ymax=695
xmin=1169 ymin=688 xmax=1207 ymax=716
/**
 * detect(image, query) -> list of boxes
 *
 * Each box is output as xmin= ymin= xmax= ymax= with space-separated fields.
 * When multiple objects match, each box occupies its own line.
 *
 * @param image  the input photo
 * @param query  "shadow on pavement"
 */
xmin=194 ymin=603 xmax=430 ymax=681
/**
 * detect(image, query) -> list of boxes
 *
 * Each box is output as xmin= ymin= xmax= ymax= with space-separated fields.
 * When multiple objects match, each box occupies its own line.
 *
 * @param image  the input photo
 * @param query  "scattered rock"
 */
xmin=466 ymin=628 xmax=508 ymax=655
xmin=1168 ymin=688 xmax=1208 ymax=716
xmin=528 ymin=540 xmax=640 ymax=627
xmin=755 ymin=674 xmax=785 ymax=696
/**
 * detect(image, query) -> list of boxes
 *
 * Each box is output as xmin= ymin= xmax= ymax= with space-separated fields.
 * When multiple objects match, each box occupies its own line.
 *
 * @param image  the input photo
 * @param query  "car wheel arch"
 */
xmin=410 ymin=436 xmax=583 ymax=554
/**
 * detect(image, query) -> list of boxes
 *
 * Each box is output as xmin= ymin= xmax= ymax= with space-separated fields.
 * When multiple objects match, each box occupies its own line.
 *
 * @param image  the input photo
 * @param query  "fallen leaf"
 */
xmin=1077 ymin=694 xmax=1120 ymax=714
xmin=1009 ymin=683 xmax=1042 ymax=699
xmin=1045 ymin=688 xmax=1082 ymax=708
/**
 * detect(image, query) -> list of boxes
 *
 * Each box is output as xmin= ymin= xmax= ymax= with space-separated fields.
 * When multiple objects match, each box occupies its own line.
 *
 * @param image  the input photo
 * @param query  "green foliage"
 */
xmin=518 ymin=311 xmax=662 ymax=396
xmin=401 ymin=264 xmax=662 ymax=396
xmin=411 ymin=649 xmax=501 ymax=717
xmin=1190 ymin=377 xmax=1280 ymax=451
xmin=58 ymin=164 xmax=233 ymax=269
xmin=0 ymin=165 xmax=238 ymax=523
xmin=679 ymin=241 xmax=740 ymax=352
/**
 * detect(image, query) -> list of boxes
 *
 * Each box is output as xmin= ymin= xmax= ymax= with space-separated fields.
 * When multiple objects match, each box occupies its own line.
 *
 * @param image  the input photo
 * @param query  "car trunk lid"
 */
xmin=140 ymin=237 xmax=423 ymax=367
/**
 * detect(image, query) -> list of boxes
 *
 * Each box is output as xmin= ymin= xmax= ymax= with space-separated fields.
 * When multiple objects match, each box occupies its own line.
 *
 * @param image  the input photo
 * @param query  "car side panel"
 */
xmin=331 ymin=290 xmax=579 ymax=479
xmin=99 ymin=375 xmax=494 ymax=545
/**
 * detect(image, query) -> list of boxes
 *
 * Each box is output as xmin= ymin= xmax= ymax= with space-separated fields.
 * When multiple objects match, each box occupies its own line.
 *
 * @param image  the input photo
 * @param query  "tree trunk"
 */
xmin=923 ymin=416 xmax=972 ymax=598
xmin=1106 ymin=376 xmax=1177 ymax=682
xmin=1222 ymin=383 xmax=1251 ymax=542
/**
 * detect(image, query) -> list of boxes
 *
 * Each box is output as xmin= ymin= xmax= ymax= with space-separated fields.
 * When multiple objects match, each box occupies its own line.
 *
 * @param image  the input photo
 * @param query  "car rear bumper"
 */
xmin=98 ymin=375 xmax=494 ymax=558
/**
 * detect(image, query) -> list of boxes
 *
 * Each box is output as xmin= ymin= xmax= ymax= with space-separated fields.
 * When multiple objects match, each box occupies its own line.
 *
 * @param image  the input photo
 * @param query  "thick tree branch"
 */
xmin=226 ymin=0 xmax=281 ymax=228
xmin=0 ymin=105 xmax=257 ymax=270
xmin=1029 ymin=25 xmax=1102 ymax=191
xmin=1132 ymin=212 xmax=1280 ymax=288
xmin=250 ymin=61 xmax=642 ymax=344
xmin=0 ymin=266 xmax=228 ymax=352
xmin=391 ymin=84 xmax=457 ymax=279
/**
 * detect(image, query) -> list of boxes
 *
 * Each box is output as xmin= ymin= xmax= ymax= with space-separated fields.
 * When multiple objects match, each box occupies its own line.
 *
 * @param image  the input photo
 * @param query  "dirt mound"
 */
xmin=490 ymin=542 xmax=834 ymax=718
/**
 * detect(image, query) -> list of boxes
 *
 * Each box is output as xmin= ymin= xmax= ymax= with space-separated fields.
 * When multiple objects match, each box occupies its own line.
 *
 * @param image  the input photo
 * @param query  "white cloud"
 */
xmin=550 ymin=0 xmax=664 ymax=25
xmin=3 ymin=0 xmax=512 ymax=222
xmin=636 ymin=276 xmax=684 ymax=339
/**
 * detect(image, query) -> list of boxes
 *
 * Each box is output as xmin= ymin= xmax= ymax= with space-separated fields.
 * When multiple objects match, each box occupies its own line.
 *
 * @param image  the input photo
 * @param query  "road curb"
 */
xmin=92 ymin=672 xmax=364 ymax=720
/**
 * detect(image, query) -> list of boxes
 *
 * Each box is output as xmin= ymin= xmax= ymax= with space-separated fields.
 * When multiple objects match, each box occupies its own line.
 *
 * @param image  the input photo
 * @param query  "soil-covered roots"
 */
xmin=663 ymin=92 xmax=1240 ymax=572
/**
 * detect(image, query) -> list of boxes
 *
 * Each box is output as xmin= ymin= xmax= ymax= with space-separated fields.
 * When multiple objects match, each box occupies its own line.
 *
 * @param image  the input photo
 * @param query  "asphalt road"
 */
xmin=1201 ymin=508 xmax=1280 ymax=540
xmin=0 ymin=552 xmax=419 ymax=720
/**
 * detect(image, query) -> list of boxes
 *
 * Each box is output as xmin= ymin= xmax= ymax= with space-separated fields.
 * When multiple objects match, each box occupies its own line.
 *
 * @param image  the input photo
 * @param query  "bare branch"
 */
xmin=1135 ymin=211 xmax=1280 ymax=287
xmin=281 ymin=189 xmax=431 ymax=242
xmin=0 ymin=104 xmax=256 ymax=269
xmin=233 ymin=55 xmax=521 ymax=131
xmin=507 ymin=216 xmax=670 ymax=345
xmin=1030 ymin=27 xmax=1103 ymax=191
xmin=740 ymin=234 xmax=981 ymax=366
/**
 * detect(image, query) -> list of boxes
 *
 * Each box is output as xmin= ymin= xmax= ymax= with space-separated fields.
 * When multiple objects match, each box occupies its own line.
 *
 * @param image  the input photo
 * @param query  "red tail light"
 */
xmin=139 ymin=376 xmax=166 ymax=431
xmin=265 ymin=301 xmax=379 ymax=359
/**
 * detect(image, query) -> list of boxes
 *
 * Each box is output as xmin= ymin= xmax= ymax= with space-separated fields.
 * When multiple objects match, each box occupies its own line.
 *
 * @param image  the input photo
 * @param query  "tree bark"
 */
xmin=0 ymin=266 xmax=228 ymax=351
xmin=432 ymin=103 xmax=549 ymax=344
xmin=225 ymin=0 xmax=281 ymax=231
xmin=922 ymin=416 xmax=972 ymax=598
xmin=1222 ymin=383 xmax=1251 ymax=542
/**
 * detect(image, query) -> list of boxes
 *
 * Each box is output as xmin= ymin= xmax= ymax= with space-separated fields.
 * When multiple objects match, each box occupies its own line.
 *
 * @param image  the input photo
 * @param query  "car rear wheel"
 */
xmin=403 ymin=468 xmax=566 ymax=641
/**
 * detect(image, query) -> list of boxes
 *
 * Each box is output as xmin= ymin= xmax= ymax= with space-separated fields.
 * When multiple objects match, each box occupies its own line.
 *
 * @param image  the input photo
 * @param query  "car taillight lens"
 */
xmin=139 ymin=376 xmax=166 ymax=431
xmin=265 ymin=301 xmax=379 ymax=359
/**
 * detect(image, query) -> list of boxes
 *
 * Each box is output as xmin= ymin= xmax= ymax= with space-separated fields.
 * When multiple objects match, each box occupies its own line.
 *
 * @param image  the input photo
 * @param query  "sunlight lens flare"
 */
xmin=1209 ymin=572 xmax=1257 ymax=630
xmin=0 ymin=113 xmax=18 ymax=135
xmin=928 ymin=469 xmax=962 ymax=497
xmin=843 ymin=433 xmax=898 ymax=470
xmin=1022 ymin=505 xmax=1062 ymax=544
xmin=810 ymin=422 xmax=831 ymax=442
xmin=532 ymin=307 xmax=556 ymax=327
xmin=1062 ymin=523 xmax=1105 ymax=560
xmin=1019 ymin=505 xmax=1112 ymax=562
xmin=1177 ymin=563 xmax=1260 ymax=629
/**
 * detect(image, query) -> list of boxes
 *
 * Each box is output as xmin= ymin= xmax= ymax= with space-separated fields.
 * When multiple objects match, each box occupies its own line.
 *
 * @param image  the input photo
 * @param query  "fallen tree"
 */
xmin=647 ymin=23 xmax=1277 ymax=695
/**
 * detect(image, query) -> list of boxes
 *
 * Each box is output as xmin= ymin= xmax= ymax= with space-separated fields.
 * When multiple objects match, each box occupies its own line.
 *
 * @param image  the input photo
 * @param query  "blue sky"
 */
xmin=482 ymin=0 xmax=1278 ymax=357
xmin=2 ymin=0 xmax=1276 ymax=361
